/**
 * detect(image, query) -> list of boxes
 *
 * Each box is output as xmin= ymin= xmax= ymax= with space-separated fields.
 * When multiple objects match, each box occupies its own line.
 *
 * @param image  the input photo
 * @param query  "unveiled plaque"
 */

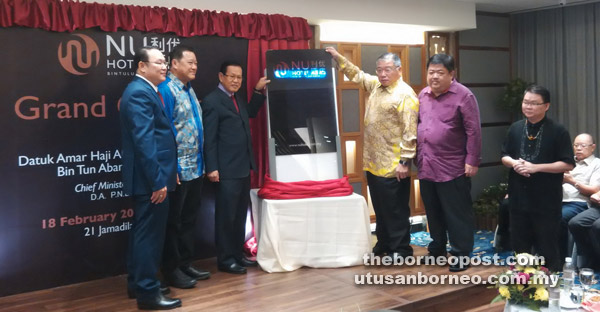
xmin=266 ymin=49 xmax=341 ymax=182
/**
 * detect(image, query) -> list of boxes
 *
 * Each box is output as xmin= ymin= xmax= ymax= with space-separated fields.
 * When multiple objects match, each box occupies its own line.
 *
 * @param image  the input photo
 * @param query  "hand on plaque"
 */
xmin=254 ymin=77 xmax=271 ymax=91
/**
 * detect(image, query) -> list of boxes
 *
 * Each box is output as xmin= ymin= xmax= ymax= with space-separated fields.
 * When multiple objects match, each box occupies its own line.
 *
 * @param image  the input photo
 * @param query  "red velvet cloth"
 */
xmin=246 ymin=174 xmax=353 ymax=256
xmin=0 ymin=0 xmax=312 ymax=40
xmin=246 ymin=39 xmax=309 ymax=188
xmin=257 ymin=175 xmax=354 ymax=199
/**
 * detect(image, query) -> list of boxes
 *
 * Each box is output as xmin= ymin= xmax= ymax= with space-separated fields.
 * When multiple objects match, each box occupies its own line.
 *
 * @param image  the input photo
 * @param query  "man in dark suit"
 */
xmin=202 ymin=61 xmax=269 ymax=274
xmin=120 ymin=46 xmax=181 ymax=310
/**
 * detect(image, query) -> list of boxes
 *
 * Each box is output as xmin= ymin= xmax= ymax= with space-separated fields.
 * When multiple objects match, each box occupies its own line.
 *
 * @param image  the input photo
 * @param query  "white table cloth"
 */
xmin=250 ymin=190 xmax=371 ymax=273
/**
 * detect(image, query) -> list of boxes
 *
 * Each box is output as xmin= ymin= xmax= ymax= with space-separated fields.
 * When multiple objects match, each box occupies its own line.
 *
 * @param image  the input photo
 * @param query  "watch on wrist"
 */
xmin=399 ymin=159 xmax=409 ymax=166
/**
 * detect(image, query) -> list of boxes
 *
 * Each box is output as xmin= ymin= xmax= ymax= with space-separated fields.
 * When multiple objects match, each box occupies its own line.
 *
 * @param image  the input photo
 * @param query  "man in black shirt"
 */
xmin=501 ymin=85 xmax=574 ymax=271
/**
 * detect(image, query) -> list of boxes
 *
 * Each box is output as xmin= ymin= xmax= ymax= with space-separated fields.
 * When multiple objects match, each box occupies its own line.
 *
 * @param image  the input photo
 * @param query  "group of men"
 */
xmin=325 ymin=47 xmax=482 ymax=272
xmin=326 ymin=46 xmax=600 ymax=274
xmin=119 ymin=45 xmax=269 ymax=310
xmin=500 ymin=86 xmax=600 ymax=272
xmin=118 ymin=44 xmax=599 ymax=309
xmin=476 ymin=90 xmax=600 ymax=273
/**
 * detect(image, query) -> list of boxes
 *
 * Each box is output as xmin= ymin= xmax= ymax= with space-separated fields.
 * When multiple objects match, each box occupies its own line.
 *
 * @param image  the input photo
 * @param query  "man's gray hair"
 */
xmin=577 ymin=133 xmax=595 ymax=144
xmin=376 ymin=52 xmax=401 ymax=68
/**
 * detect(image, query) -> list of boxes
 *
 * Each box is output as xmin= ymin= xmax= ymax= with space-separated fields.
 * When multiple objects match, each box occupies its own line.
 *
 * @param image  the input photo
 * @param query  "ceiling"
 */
xmin=458 ymin=0 xmax=598 ymax=13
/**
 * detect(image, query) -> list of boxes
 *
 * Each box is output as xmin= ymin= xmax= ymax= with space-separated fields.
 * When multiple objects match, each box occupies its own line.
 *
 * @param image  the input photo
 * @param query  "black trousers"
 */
xmin=560 ymin=201 xmax=588 ymax=262
xmin=568 ymin=206 xmax=600 ymax=269
xmin=496 ymin=197 xmax=511 ymax=250
xmin=215 ymin=176 xmax=250 ymax=266
xmin=162 ymin=177 xmax=203 ymax=274
xmin=420 ymin=175 xmax=474 ymax=257
xmin=366 ymin=172 xmax=413 ymax=256
xmin=127 ymin=194 xmax=169 ymax=301
xmin=509 ymin=194 xmax=562 ymax=271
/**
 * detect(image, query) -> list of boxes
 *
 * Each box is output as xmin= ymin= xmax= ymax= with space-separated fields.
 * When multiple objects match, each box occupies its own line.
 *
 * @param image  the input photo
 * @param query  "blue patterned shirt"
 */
xmin=158 ymin=72 xmax=204 ymax=181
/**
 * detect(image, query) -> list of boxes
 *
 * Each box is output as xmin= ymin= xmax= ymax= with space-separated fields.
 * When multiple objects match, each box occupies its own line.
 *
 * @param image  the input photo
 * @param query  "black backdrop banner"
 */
xmin=0 ymin=26 xmax=247 ymax=296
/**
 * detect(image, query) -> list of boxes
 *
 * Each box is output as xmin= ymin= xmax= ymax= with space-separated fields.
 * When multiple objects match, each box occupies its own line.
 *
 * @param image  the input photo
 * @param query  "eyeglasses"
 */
xmin=145 ymin=61 xmax=168 ymax=68
xmin=224 ymin=74 xmax=243 ymax=81
xmin=574 ymin=143 xmax=594 ymax=148
xmin=522 ymin=101 xmax=546 ymax=106
xmin=375 ymin=67 xmax=398 ymax=75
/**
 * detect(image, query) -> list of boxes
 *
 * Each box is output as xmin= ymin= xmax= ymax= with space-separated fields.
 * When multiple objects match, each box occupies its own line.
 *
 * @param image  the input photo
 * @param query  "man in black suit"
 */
xmin=120 ymin=46 xmax=181 ymax=310
xmin=202 ymin=61 xmax=269 ymax=274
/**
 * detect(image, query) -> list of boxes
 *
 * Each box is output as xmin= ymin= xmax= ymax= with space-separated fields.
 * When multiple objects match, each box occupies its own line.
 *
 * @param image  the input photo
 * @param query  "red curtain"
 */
xmin=246 ymin=39 xmax=309 ymax=188
xmin=1 ymin=0 xmax=312 ymax=260
xmin=0 ymin=0 xmax=312 ymax=188
xmin=0 ymin=0 xmax=312 ymax=40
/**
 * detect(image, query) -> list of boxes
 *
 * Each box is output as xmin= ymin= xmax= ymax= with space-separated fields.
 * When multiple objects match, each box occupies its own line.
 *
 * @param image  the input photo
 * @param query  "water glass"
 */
xmin=580 ymin=268 xmax=596 ymax=300
xmin=571 ymin=285 xmax=583 ymax=305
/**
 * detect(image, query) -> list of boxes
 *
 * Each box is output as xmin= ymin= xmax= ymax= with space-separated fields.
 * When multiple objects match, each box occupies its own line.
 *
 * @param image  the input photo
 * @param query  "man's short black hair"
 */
xmin=169 ymin=45 xmax=194 ymax=66
xmin=427 ymin=53 xmax=455 ymax=72
xmin=220 ymin=61 xmax=243 ymax=75
xmin=133 ymin=46 xmax=159 ymax=69
xmin=525 ymin=84 xmax=551 ymax=104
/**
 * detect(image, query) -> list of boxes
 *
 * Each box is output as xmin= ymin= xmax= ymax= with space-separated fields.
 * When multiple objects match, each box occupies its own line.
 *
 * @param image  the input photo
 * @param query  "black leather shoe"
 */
xmin=428 ymin=252 xmax=446 ymax=258
xmin=128 ymin=284 xmax=171 ymax=299
xmin=427 ymin=250 xmax=447 ymax=258
xmin=137 ymin=293 xmax=182 ymax=310
xmin=239 ymin=257 xmax=258 ymax=267
xmin=449 ymin=262 xmax=470 ymax=272
xmin=160 ymin=283 xmax=171 ymax=295
xmin=218 ymin=262 xmax=247 ymax=274
xmin=427 ymin=252 xmax=446 ymax=260
xmin=164 ymin=268 xmax=197 ymax=289
xmin=180 ymin=265 xmax=211 ymax=280
xmin=372 ymin=246 xmax=388 ymax=256
xmin=448 ymin=255 xmax=470 ymax=272
xmin=389 ymin=252 xmax=413 ymax=262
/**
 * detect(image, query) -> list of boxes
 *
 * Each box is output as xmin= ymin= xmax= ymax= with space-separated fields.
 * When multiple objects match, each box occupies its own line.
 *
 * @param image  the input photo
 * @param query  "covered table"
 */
xmin=250 ymin=190 xmax=371 ymax=272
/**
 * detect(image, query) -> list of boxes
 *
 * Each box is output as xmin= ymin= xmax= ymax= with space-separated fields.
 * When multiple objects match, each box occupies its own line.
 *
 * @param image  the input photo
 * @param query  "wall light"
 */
xmin=319 ymin=20 xmax=426 ymax=45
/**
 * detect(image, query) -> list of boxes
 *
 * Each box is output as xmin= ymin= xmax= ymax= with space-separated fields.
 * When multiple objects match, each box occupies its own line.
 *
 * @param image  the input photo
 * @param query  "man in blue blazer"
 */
xmin=202 ymin=61 xmax=269 ymax=274
xmin=120 ymin=46 xmax=180 ymax=310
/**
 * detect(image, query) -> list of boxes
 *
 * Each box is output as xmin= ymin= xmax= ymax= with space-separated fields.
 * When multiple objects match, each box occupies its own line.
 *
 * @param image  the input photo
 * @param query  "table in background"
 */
xmin=250 ymin=190 xmax=371 ymax=273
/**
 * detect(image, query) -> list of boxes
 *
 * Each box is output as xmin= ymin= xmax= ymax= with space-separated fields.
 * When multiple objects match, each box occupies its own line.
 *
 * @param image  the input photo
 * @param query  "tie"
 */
xmin=157 ymin=91 xmax=165 ymax=108
xmin=231 ymin=94 xmax=239 ymax=113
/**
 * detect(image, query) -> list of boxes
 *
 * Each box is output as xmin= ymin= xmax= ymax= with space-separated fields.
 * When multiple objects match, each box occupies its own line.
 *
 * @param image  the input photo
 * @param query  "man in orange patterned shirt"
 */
xmin=326 ymin=47 xmax=419 ymax=259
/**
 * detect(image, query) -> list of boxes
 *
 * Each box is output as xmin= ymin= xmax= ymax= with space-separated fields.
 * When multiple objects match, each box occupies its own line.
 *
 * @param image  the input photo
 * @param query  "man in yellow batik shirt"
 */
xmin=326 ymin=47 xmax=419 ymax=259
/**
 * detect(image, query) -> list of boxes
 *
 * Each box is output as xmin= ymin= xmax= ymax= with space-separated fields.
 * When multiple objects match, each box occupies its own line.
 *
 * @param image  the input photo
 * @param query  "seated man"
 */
xmin=561 ymin=133 xmax=600 ymax=261
xmin=569 ymin=190 xmax=600 ymax=269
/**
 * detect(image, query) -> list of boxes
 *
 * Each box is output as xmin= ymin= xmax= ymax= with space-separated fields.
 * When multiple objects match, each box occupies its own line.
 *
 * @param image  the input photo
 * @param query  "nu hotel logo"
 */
xmin=58 ymin=34 xmax=100 ymax=75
